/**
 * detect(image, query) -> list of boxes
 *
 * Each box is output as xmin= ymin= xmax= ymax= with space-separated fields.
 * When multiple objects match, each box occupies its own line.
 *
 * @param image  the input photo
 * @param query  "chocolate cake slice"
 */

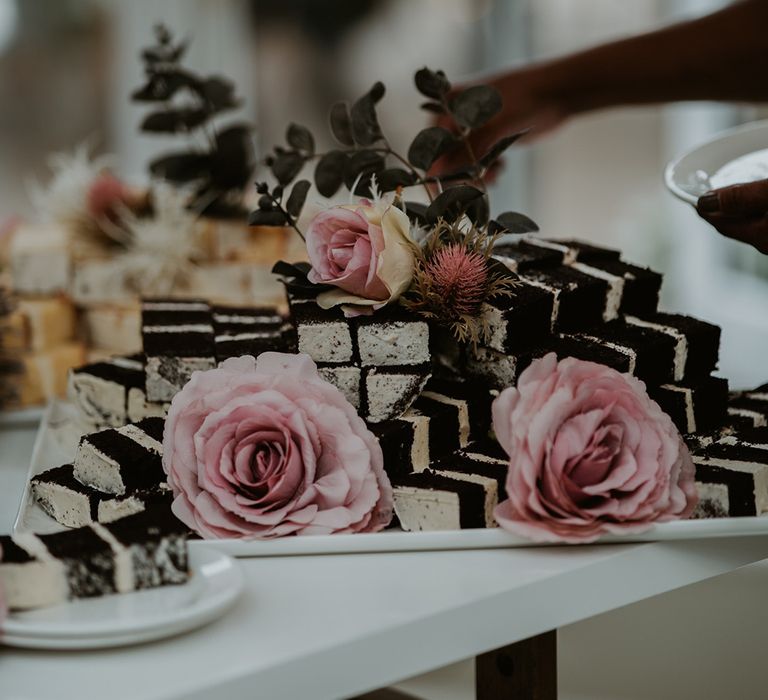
xmin=68 ymin=355 xmax=145 ymax=427
xmin=728 ymin=390 xmax=768 ymax=428
xmin=393 ymin=471 xmax=490 ymax=531
xmin=518 ymin=266 xmax=616 ymax=332
xmin=212 ymin=305 xmax=285 ymax=360
xmin=142 ymin=300 xmax=217 ymax=402
xmin=690 ymin=437 xmax=768 ymax=517
xmin=481 ymin=281 xmax=555 ymax=354
xmin=466 ymin=334 xmax=634 ymax=390
xmin=0 ymin=509 xmax=189 ymax=610
xmin=0 ymin=534 xmax=65 ymax=610
xmin=74 ymin=417 xmax=165 ymax=495
xmin=576 ymin=319 xmax=678 ymax=384
xmin=492 ymin=240 xmax=564 ymax=272
xmin=575 ymin=259 xmax=661 ymax=316
xmin=522 ymin=238 xmax=621 ymax=265
xmin=372 ymin=378 xmax=494 ymax=478
xmin=393 ymin=442 xmax=509 ymax=531
xmin=626 ymin=313 xmax=720 ymax=381
xmin=649 ymin=376 xmax=729 ymax=434
xmin=31 ymin=464 xmax=172 ymax=529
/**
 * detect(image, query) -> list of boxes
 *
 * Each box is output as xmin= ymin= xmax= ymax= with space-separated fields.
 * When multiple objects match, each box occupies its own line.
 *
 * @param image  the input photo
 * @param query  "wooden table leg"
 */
xmin=476 ymin=630 xmax=557 ymax=700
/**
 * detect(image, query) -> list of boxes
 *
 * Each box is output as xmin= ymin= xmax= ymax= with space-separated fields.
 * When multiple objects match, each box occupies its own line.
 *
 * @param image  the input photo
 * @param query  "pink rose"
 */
xmin=307 ymin=199 xmax=416 ymax=314
xmin=163 ymin=352 xmax=393 ymax=538
xmin=492 ymin=353 xmax=698 ymax=543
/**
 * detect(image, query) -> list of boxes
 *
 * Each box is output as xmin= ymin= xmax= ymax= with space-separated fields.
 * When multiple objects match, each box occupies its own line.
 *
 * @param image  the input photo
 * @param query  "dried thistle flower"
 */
xmin=403 ymin=219 xmax=517 ymax=345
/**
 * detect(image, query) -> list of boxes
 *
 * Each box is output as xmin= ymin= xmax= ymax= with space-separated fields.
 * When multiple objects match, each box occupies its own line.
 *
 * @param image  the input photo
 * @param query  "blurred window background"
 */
xmin=0 ymin=0 xmax=765 ymax=386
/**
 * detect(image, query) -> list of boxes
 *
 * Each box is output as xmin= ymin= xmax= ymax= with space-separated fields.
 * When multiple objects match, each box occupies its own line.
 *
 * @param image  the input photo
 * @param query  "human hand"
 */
xmin=696 ymin=179 xmax=768 ymax=254
xmin=430 ymin=65 xmax=569 ymax=180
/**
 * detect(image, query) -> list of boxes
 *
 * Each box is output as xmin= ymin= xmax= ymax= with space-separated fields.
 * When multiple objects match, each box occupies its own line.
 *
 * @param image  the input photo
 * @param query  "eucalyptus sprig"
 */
xmin=249 ymin=67 xmax=539 ymax=239
xmin=132 ymin=24 xmax=255 ymax=218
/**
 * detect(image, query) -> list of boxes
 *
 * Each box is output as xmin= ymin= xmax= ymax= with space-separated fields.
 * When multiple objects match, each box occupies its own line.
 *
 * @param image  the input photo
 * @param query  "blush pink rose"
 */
xmin=492 ymin=353 xmax=698 ymax=543
xmin=306 ymin=199 xmax=416 ymax=315
xmin=163 ymin=352 xmax=393 ymax=539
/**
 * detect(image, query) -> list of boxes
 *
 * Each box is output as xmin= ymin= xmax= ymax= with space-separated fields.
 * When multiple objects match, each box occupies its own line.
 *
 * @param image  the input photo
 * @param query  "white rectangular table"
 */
xmin=3 ymin=420 xmax=768 ymax=700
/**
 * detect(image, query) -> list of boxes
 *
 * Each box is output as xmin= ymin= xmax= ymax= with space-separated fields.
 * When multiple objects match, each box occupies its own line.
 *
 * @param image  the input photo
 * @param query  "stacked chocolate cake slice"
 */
xmin=0 ymin=508 xmax=189 ymax=611
xmin=31 ymin=417 xmax=172 ymax=529
xmin=286 ymin=287 xmax=432 ymax=422
xmin=68 ymin=300 xmax=290 ymax=427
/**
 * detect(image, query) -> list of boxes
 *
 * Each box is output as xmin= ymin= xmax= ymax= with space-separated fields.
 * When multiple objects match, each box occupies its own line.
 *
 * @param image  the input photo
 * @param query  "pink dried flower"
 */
xmin=423 ymin=244 xmax=488 ymax=316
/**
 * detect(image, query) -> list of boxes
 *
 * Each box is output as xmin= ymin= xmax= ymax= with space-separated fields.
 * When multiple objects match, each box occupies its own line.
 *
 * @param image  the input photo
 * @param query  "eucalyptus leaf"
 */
xmin=425 ymin=185 xmax=486 ymax=225
xmin=140 ymin=108 xmax=209 ymax=133
xmin=248 ymin=209 xmax=288 ymax=226
xmin=148 ymin=152 xmax=209 ymax=183
xmin=414 ymin=68 xmax=451 ymax=100
xmin=377 ymin=168 xmax=417 ymax=192
xmin=350 ymin=82 xmax=386 ymax=146
xmin=478 ymin=130 xmax=529 ymax=168
xmin=404 ymin=201 xmax=428 ymax=225
xmin=199 ymin=77 xmax=240 ymax=112
xmin=286 ymin=179 xmax=311 ymax=218
xmin=407 ymin=126 xmax=456 ymax=171
xmin=448 ymin=85 xmax=502 ymax=130
xmin=315 ymin=150 xmax=348 ymax=197
xmin=270 ymin=151 xmax=305 ymax=186
xmin=420 ymin=101 xmax=446 ymax=114
xmin=344 ymin=149 xmax=385 ymax=194
xmin=286 ymin=123 xmax=315 ymax=155
xmin=490 ymin=211 xmax=539 ymax=235
xmin=329 ymin=102 xmax=354 ymax=146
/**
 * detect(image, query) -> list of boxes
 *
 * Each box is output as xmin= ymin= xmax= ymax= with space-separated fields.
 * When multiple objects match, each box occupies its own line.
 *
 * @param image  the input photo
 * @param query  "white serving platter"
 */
xmin=13 ymin=401 xmax=768 ymax=557
xmin=665 ymin=118 xmax=768 ymax=204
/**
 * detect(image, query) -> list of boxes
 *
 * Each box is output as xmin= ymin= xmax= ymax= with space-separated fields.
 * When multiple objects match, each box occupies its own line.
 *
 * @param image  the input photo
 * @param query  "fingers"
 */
xmin=698 ymin=211 xmax=768 ymax=254
xmin=698 ymin=178 xmax=768 ymax=217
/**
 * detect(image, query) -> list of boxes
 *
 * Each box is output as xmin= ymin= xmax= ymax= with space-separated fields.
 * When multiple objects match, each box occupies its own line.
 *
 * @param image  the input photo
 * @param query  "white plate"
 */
xmin=14 ymin=401 xmax=768 ymax=557
xmin=665 ymin=119 xmax=768 ymax=204
xmin=2 ymin=546 xmax=243 ymax=649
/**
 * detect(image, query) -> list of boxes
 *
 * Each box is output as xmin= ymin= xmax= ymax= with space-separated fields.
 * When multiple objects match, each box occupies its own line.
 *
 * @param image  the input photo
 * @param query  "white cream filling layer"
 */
xmin=317 ymin=366 xmax=361 ymax=409
xmin=693 ymin=456 xmax=768 ymax=513
xmin=74 ymin=440 xmax=124 ymax=495
xmin=625 ymin=316 xmax=689 ymax=381
xmin=432 ymin=470 xmax=498 ymax=527
xmin=214 ymin=331 xmax=278 ymax=342
xmin=727 ymin=408 xmax=768 ymax=428
xmin=520 ymin=277 xmax=560 ymax=329
xmin=31 ymin=481 xmax=91 ymax=529
xmin=357 ymin=321 xmax=430 ymax=366
xmin=661 ymin=384 xmax=696 ymax=433
xmin=120 ymin=424 xmax=163 ymax=454
xmin=297 ymin=321 xmax=353 ymax=363
xmin=213 ymin=313 xmax=282 ymax=324
xmin=142 ymin=302 xmax=209 ymax=312
xmin=400 ymin=412 xmax=431 ymax=472
xmin=143 ymin=324 xmax=214 ymax=334
xmin=421 ymin=391 xmax=470 ymax=447
xmin=365 ymin=372 xmax=428 ymax=423
xmin=92 ymin=523 xmax=135 ymax=594
xmin=571 ymin=262 xmax=625 ymax=321
xmin=523 ymin=238 xmax=575 ymax=264
xmin=67 ymin=371 xmax=127 ymax=427
xmin=578 ymin=334 xmax=638 ymax=375
xmin=393 ymin=487 xmax=461 ymax=531
xmin=1 ymin=551 xmax=67 ymax=610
